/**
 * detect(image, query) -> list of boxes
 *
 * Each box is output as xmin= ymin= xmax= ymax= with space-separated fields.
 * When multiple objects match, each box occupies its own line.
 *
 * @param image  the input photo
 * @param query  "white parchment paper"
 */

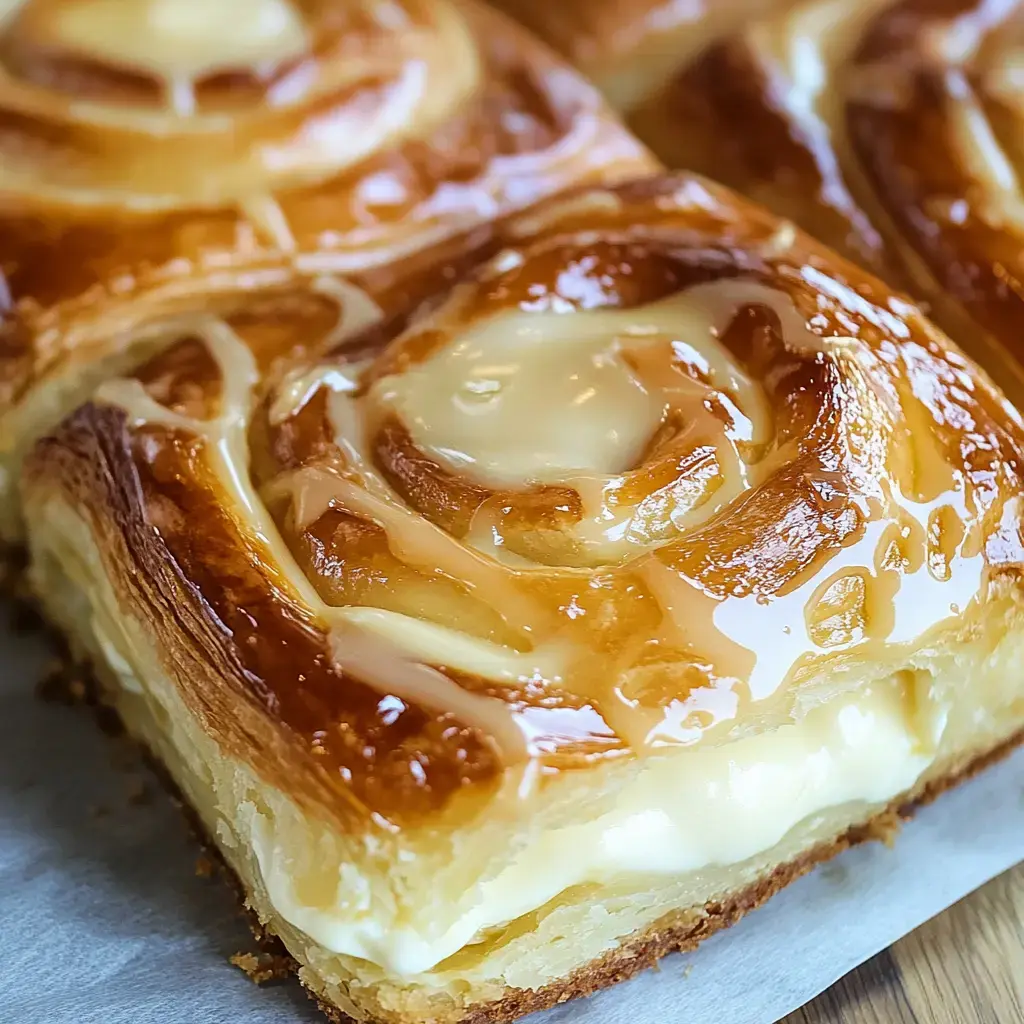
xmin=2 ymin=610 xmax=1022 ymax=1024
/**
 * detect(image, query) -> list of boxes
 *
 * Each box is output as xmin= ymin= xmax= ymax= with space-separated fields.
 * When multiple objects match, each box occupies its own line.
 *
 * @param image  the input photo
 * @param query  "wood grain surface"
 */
xmin=786 ymin=864 xmax=1024 ymax=1024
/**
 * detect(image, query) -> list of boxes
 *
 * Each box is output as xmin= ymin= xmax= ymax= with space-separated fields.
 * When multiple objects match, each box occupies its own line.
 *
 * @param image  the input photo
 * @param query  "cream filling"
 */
xmin=253 ymin=683 xmax=941 ymax=977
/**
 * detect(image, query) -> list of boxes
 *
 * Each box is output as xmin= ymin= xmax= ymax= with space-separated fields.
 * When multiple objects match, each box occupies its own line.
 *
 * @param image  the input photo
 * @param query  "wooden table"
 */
xmin=787 ymin=864 xmax=1024 ymax=1023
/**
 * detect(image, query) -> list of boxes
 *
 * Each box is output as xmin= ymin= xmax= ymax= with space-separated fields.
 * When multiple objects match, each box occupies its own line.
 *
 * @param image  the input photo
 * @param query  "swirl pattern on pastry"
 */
xmin=0 ymin=0 xmax=653 ymax=542
xmin=0 ymin=0 xmax=648 ymax=282
xmin=629 ymin=0 xmax=1024 ymax=403
xmin=25 ymin=175 xmax=1024 ymax=825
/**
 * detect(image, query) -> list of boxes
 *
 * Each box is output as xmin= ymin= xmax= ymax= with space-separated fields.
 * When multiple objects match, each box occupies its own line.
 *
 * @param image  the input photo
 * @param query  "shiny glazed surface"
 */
xmin=629 ymin=0 xmax=1024 ymax=396
xmin=33 ymin=175 xmax=1024 ymax=825
xmin=0 ymin=0 xmax=651 ymax=410
xmin=848 ymin=0 xmax=1024 ymax=356
xmin=491 ymin=0 xmax=806 ymax=109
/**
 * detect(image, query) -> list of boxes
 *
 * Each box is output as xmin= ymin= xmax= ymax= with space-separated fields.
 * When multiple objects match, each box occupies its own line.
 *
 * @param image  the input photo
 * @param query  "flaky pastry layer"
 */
xmin=499 ymin=0 xmax=1024 ymax=411
xmin=621 ymin=0 xmax=1024 ymax=405
xmin=25 ymin=482 xmax=1024 ymax=1022
xmin=20 ymin=172 xmax=1024 ymax=1022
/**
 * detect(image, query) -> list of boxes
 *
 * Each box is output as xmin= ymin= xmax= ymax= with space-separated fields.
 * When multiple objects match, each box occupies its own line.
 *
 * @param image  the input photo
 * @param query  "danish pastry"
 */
xmin=23 ymin=175 xmax=1024 ymax=1023
xmin=0 ymin=0 xmax=652 ymax=544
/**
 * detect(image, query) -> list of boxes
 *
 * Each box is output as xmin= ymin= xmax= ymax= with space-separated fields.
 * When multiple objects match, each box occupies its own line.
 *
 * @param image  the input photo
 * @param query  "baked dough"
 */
xmin=22 ymin=174 xmax=1024 ymax=1023
xmin=490 ymin=0 xmax=804 ymax=111
xmin=626 ymin=0 xmax=1024 ymax=406
xmin=495 ymin=0 xmax=1024 ymax=413
xmin=0 ymin=0 xmax=653 ymax=546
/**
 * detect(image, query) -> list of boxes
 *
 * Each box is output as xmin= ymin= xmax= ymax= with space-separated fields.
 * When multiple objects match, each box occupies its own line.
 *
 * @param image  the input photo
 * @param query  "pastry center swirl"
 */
xmin=93 ymin=180 xmax=1023 ymax=768
xmin=357 ymin=283 xmax=776 ymax=567
xmin=0 ymin=0 xmax=482 ymax=211
xmin=375 ymin=305 xmax=678 ymax=487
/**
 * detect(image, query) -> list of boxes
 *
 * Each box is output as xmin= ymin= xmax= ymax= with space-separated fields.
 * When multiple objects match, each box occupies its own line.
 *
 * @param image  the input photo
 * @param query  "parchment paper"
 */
xmin=2 ymin=610 xmax=1022 ymax=1024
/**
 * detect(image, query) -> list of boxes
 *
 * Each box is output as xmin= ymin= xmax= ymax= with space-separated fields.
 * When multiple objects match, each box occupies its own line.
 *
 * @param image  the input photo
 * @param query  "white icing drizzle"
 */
xmin=506 ymin=192 xmax=626 ymax=240
xmin=940 ymin=0 xmax=1024 ymax=237
xmin=366 ymin=287 xmax=776 ymax=564
xmin=752 ymin=0 xmax=894 ymax=239
xmin=848 ymin=0 xmax=1024 ymax=234
xmin=375 ymin=309 xmax=665 ymax=485
xmin=262 ymin=276 xmax=385 ymax=422
xmin=273 ymin=267 xmax=995 ymax=740
xmin=94 ymin=266 xmax=994 ymax=761
xmin=639 ymin=471 xmax=986 ymax=703
xmin=756 ymin=0 xmax=895 ymax=121
xmin=94 ymin=285 xmax=533 ymax=763
xmin=330 ymin=625 xmax=528 ymax=763
xmin=930 ymin=0 xmax=1018 ymax=65
xmin=252 ymin=284 xmax=753 ymax=718
xmin=270 ymin=363 xmax=365 ymax=428
xmin=95 ymin=317 xmax=309 ymax=573
xmin=312 ymin=275 xmax=387 ymax=349
xmin=337 ymin=607 xmax=562 ymax=688
xmin=271 ymin=461 xmax=548 ymax=636
xmin=0 ymin=0 xmax=483 ymax=212
xmin=239 ymin=195 xmax=298 ymax=253
xmin=944 ymin=67 xmax=1024 ymax=231
xmin=260 ymin=279 xmax=838 ymax=688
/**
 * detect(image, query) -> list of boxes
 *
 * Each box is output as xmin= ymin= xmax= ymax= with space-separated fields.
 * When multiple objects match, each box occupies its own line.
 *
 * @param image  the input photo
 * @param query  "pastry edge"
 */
xmin=36 ymin=652 xmax=1024 ymax=1024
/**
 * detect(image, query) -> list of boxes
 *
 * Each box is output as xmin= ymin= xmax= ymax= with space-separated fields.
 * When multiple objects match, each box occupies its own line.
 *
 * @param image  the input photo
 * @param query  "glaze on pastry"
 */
xmin=490 ymin=0 xmax=805 ymax=111
xmin=0 ymin=0 xmax=653 ymax=544
xmin=22 ymin=175 xmax=1024 ymax=1023
xmin=494 ymin=0 xmax=1024 ymax=410
xmin=626 ymin=0 xmax=1024 ymax=405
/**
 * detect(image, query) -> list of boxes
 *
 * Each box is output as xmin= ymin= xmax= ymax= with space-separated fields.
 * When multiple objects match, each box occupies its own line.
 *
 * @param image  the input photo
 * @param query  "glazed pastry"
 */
xmin=628 ymin=0 xmax=1024 ymax=405
xmin=23 ymin=174 xmax=1024 ymax=1023
xmin=0 ymin=0 xmax=653 ymax=545
xmin=489 ymin=0 xmax=804 ymax=111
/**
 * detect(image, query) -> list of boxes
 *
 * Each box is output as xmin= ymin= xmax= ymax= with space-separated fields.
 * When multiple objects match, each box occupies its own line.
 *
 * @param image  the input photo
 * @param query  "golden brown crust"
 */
xmin=847 ymin=0 xmax=1024 ymax=355
xmin=0 ymin=0 xmax=649 ymax=325
xmin=490 ymin=0 xmax=804 ymax=99
xmin=22 ymin=172 xmax=1024 ymax=826
xmin=614 ymin=0 xmax=1024 ymax=405
xmin=493 ymin=0 xmax=710 ymax=69
xmin=0 ymin=0 xmax=654 ymax=543
xmin=632 ymin=23 xmax=907 ymax=286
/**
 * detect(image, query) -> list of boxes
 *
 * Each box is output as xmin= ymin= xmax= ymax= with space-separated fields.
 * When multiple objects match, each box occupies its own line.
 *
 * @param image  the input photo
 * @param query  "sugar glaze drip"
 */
xmin=261 ymin=256 xmax=1002 ymax=753
xmin=95 ymin=279 xmax=532 ymax=765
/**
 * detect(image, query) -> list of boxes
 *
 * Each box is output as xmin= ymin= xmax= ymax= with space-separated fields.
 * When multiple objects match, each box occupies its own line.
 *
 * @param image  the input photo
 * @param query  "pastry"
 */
xmin=489 ymin=0 xmax=804 ymax=111
xmin=0 ymin=0 xmax=653 ymax=546
xmin=494 ymin=0 xmax=1024 ymax=409
xmin=22 ymin=173 xmax=1024 ymax=1023
xmin=626 ymin=0 xmax=1024 ymax=404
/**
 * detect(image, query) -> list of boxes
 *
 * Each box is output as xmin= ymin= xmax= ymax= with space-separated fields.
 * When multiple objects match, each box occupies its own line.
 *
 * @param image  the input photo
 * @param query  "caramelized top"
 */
xmin=0 ymin=0 xmax=651 ymax=340
xmin=58 ymin=175 xmax=1024 ymax=827
xmin=636 ymin=0 xmax=907 ymax=284
xmin=622 ymin=0 xmax=1024 ymax=401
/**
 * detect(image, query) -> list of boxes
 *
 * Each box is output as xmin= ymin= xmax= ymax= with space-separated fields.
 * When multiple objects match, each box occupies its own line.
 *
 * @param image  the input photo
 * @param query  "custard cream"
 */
xmin=253 ymin=683 xmax=940 ymax=977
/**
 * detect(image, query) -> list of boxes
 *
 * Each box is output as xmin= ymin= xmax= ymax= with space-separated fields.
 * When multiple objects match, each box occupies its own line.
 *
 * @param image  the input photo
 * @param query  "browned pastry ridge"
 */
xmin=21 ymin=173 xmax=1024 ymax=1023
xmin=0 ymin=0 xmax=654 ymax=546
xmin=496 ymin=0 xmax=1024 ymax=411
xmin=623 ymin=0 xmax=1024 ymax=404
